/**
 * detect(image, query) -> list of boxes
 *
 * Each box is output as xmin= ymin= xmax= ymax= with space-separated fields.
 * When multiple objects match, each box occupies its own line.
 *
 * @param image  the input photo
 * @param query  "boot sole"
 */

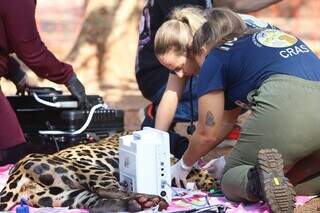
xmin=257 ymin=149 xmax=296 ymax=213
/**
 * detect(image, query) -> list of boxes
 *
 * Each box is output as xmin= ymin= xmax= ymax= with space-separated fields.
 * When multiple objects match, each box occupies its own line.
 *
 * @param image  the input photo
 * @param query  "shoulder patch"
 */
xmin=253 ymin=29 xmax=297 ymax=48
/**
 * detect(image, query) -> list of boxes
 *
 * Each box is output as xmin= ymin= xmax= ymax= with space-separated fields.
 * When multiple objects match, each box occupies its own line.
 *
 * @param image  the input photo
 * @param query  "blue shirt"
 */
xmin=198 ymin=29 xmax=320 ymax=110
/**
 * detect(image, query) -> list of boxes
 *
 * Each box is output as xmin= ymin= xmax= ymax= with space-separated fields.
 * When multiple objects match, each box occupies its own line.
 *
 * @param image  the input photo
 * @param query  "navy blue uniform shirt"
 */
xmin=198 ymin=29 xmax=320 ymax=110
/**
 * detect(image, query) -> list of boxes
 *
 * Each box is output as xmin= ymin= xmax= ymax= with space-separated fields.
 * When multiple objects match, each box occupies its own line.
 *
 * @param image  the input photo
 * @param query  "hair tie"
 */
xmin=178 ymin=16 xmax=190 ymax=26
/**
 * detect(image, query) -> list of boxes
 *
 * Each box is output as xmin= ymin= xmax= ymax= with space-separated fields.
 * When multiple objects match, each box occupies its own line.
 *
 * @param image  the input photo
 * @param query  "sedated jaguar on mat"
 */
xmin=0 ymin=132 xmax=216 ymax=212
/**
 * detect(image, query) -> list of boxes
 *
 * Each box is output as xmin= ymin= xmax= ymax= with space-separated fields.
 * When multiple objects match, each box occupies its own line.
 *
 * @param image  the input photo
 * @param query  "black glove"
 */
xmin=66 ymin=74 xmax=90 ymax=109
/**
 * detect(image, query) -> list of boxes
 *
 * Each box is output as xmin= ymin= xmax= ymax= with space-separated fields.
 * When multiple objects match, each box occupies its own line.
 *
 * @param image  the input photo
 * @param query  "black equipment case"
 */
xmin=7 ymin=87 xmax=124 ymax=153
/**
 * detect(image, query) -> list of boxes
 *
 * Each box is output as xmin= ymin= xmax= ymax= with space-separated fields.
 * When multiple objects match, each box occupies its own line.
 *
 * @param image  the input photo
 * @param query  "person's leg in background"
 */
xmin=0 ymin=89 xmax=27 ymax=166
xmin=141 ymin=75 xmax=199 ymax=128
xmin=141 ymin=77 xmax=198 ymax=159
xmin=141 ymin=105 xmax=189 ymax=159
xmin=220 ymin=75 xmax=320 ymax=207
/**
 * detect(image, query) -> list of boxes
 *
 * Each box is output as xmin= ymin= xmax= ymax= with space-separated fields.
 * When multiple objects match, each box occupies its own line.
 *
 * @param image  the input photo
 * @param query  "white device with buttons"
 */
xmin=119 ymin=127 xmax=172 ymax=202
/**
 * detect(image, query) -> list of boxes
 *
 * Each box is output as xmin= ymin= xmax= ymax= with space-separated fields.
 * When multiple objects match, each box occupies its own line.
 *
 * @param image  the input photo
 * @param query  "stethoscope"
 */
xmin=187 ymin=76 xmax=196 ymax=135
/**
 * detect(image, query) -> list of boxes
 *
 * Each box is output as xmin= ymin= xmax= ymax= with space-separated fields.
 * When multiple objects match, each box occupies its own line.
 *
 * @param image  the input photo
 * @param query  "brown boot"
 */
xmin=247 ymin=149 xmax=296 ymax=213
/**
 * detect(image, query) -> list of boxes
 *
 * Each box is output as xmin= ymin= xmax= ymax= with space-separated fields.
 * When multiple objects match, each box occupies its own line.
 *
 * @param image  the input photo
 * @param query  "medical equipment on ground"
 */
xmin=119 ymin=127 xmax=172 ymax=202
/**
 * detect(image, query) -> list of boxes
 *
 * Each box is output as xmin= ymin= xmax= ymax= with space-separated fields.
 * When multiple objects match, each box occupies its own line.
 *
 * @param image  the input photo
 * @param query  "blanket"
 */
xmin=0 ymin=165 xmax=312 ymax=213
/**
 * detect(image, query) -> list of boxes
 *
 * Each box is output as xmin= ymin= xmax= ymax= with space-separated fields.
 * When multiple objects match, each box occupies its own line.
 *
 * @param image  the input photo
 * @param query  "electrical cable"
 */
xmin=33 ymin=92 xmax=78 ymax=108
xmin=45 ymin=121 xmax=61 ymax=152
xmin=32 ymin=92 xmax=109 ymax=135
xmin=39 ymin=103 xmax=108 ymax=135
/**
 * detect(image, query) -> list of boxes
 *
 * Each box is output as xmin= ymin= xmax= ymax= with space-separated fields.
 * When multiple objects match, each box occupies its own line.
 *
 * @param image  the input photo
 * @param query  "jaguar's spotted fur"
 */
xmin=0 ymin=132 xmax=216 ymax=212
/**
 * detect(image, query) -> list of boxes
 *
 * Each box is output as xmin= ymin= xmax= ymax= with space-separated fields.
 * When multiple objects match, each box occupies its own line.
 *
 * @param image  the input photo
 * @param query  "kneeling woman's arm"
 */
xmin=182 ymin=90 xmax=241 ymax=166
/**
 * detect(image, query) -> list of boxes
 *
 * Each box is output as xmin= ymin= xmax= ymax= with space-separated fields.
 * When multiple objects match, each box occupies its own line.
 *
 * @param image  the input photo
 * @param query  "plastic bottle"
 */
xmin=15 ymin=199 xmax=29 ymax=213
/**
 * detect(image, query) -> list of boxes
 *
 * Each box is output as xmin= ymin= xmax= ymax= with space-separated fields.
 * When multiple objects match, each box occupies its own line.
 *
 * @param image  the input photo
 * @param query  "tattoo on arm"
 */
xmin=205 ymin=111 xmax=215 ymax=126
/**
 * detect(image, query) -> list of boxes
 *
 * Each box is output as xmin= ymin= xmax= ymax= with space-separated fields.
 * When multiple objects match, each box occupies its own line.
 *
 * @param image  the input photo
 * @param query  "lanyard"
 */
xmin=187 ymin=76 xmax=196 ymax=135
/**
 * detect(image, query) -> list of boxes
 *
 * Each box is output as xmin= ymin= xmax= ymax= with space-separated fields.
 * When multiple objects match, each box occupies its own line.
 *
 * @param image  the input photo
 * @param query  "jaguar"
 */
xmin=0 ymin=132 xmax=216 ymax=212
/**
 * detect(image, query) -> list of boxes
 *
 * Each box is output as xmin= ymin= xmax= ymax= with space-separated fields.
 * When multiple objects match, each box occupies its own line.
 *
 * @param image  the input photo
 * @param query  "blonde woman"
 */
xmin=154 ymin=6 xmax=277 ymax=133
xmin=154 ymin=6 xmax=206 ymax=133
xmin=154 ymin=6 xmax=275 ymax=165
xmin=168 ymin=8 xmax=320 ymax=212
xmin=137 ymin=0 xmax=283 ymax=140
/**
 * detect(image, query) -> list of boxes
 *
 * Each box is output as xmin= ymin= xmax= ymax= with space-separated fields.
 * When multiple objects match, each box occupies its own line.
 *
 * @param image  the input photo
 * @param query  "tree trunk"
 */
xmin=66 ymin=0 xmax=143 ymax=89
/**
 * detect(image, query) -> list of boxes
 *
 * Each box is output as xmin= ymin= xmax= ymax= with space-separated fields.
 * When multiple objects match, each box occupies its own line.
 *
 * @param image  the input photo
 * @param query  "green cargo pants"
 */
xmin=221 ymin=74 xmax=320 ymax=202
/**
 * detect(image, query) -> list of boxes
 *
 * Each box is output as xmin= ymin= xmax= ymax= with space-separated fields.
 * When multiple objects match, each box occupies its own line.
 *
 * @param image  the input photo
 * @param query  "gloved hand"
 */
xmin=171 ymin=159 xmax=192 ymax=188
xmin=201 ymin=156 xmax=226 ymax=180
xmin=65 ymin=74 xmax=90 ymax=109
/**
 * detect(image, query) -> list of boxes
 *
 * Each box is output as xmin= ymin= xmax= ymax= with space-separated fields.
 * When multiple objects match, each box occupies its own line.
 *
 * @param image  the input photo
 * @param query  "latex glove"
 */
xmin=171 ymin=159 xmax=192 ymax=188
xmin=65 ymin=74 xmax=90 ymax=109
xmin=201 ymin=156 xmax=226 ymax=180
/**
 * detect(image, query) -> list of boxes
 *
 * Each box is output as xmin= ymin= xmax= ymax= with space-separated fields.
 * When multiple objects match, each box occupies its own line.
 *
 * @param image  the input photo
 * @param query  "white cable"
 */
xmin=32 ymin=93 xmax=109 ymax=135
xmin=33 ymin=92 xmax=62 ymax=108
xmin=38 ymin=103 xmax=108 ymax=135
xmin=33 ymin=93 xmax=78 ymax=108
xmin=39 ymin=103 xmax=108 ymax=135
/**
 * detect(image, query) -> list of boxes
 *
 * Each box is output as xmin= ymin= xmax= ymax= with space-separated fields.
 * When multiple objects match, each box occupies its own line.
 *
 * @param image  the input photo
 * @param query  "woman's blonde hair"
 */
xmin=193 ymin=8 xmax=248 ymax=55
xmin=154 ymin=6 xmax=206 ymax=56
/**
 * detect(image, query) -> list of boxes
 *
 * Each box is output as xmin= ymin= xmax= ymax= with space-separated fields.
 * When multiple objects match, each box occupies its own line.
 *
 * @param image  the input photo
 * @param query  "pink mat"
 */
xmin=0 ymin=165 xmax=313 ymax=213
xmin=167 ymin=191 xmax=312 ymax=213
